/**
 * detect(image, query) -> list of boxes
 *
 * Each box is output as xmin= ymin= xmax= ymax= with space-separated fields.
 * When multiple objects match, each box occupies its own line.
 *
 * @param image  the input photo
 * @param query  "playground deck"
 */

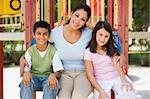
xmin=4 ymin=65 xmax=150 ymax=99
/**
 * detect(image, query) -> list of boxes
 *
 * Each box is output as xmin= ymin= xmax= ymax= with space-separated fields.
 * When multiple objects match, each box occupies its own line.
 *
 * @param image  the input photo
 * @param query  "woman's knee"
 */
xmin=72 ymin=92 xmax=87 ymax=99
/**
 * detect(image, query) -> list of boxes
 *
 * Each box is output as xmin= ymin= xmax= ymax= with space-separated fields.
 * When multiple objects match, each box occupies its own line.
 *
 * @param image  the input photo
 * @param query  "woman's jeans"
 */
xmin=19 ymin=76 xmax=60 ymax=99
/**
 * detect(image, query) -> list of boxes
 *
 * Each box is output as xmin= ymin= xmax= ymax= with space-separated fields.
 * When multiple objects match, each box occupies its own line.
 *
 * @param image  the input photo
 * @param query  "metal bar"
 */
xmin=0 ymin=32 xmax=25 ymax=41
xmin=0 ymin=18 xmax=3 ymax=99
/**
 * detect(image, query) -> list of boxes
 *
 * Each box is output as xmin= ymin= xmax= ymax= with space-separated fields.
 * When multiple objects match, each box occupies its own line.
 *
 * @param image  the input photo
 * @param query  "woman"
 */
xmin=20 ymin=4 xmax=93 ymax=99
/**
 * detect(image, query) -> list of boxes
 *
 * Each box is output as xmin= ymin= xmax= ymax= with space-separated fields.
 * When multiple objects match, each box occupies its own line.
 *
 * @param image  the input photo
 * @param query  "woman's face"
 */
xmin=96 ymin=28 xmax=110 ymax=47
xmin=69 ymin=9 xmax=88 ymax=30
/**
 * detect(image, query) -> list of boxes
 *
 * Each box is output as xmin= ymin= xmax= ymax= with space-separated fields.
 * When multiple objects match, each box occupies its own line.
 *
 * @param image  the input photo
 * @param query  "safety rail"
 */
xmin=0 ymin=14 xmax=21 ymax=28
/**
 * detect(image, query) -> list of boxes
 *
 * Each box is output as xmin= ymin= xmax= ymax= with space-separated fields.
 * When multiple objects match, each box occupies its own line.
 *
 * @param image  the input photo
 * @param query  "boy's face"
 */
xmin=33 ymin=27 xmax=50 ymax=45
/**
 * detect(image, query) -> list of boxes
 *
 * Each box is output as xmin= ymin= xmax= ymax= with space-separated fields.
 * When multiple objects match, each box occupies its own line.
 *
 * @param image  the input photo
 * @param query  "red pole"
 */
xmin=50 ymin=0 xmax=54 ymax=28
xmin=108 ymin=1 xmax=115 ymax=98
xmin=118 ymin=0 xmax=129 ymax=74
xmin=124 ymin=0 xmax=129 ymax=73
xmin=0 ymin=18 xmax=3 ymax=99
xmin=108 ymin=0 xmax=114 ymax=28
xmin=25 ymin=0 xmax=36 ymax=49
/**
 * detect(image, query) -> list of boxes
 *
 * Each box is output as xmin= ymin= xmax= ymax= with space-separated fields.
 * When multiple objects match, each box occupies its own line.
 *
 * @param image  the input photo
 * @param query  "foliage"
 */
xmin=3 ymin=41 xmax=25 ymax=66
xmin=129 ymin=53 xmax=149 ymax=66
xmin=132 ymin=0 xmax=149 ymax=31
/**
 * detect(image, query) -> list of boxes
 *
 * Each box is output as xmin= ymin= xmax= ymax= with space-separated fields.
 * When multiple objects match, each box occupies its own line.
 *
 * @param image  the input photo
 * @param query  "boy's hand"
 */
xmin=23 ymin=72 xmax=32 ymax=86
xmin=48 ymin=73 xmax=58 ymax=90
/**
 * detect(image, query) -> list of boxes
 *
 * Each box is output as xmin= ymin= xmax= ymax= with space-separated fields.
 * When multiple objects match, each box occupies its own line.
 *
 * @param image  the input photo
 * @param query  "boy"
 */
xmin=19 ymin=21 xmax=63 ymax=99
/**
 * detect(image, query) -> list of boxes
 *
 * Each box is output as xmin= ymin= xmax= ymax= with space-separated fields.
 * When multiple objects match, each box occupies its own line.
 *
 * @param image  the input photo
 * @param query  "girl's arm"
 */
xmin=113 ymin=56 xmax=126 ymax=81
xmin=113 ymin=55 xmax=133 ymax=91
xmin=84 ymin=60 xmax=108 ymax=99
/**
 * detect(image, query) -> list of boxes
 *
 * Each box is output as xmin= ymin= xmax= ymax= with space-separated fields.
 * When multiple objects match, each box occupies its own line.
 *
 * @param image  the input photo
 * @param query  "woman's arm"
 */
xmin=19 ymin=54 xmax=29 ymax=76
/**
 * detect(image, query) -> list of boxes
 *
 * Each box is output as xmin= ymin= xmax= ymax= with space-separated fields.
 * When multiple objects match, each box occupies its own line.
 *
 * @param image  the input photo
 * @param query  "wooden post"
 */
xmin=50 ymin=0 xmax=54 ymax=28
xmin=0 ymin=17 xmax=4 ymax=99
xmin=118 ymin=0 xmax=129 ymax=74
xmin=25 ymin=0 xmax=36 ymax=49
xmin=108 ymin=0 xmax=114 ymax=28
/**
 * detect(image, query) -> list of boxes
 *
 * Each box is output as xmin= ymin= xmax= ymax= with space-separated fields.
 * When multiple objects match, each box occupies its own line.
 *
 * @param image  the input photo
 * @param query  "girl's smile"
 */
xmin=96 ymin=28 xmax=110 ymax=47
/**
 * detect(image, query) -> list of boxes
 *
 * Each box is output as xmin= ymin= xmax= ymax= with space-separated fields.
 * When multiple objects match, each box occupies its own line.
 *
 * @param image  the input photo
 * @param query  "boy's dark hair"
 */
xmin=87 ymin=21 xmax=120 ymax=57
xmin=33 ymin=21 xmax=51 ymax=34
xmin=66 ymin=3 xmax=91 ymax=30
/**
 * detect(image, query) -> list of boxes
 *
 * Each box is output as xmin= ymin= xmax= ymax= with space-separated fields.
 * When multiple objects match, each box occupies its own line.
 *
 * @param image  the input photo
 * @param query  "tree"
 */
xmin=133 ymin=0 xmax=149 ymax=31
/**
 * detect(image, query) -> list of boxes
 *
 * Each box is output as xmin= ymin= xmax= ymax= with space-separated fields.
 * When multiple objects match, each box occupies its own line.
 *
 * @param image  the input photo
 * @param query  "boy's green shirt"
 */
xmin=28 ymin=44 xmax=56 ymax=77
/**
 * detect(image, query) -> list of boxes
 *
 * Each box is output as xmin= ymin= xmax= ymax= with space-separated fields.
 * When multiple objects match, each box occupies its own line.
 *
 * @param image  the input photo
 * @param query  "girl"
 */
xmin=84 ymin=21 xmax=134 ymax=99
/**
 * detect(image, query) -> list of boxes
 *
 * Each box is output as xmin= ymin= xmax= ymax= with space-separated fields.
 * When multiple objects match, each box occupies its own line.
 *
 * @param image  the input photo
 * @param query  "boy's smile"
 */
xmin=34 ymin=27 xmax=50 ymax=45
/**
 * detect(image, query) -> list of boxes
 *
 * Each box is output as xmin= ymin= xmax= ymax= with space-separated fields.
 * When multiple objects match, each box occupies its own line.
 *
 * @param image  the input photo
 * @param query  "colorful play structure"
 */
xmin=0 ymin=0 xmax=131 ymax=98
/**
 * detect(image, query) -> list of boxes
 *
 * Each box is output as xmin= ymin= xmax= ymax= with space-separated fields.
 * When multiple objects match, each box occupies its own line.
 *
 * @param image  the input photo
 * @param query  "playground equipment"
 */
xmin=0 ymin=0 xmax=130 ymax=98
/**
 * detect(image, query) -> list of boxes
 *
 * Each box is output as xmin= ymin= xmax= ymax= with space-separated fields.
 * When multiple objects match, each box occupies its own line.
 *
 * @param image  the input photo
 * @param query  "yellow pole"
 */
xmin=91 ymin=0 xmax=94 ymax=26
xmin=128 ymin=0 xmax=133 ymax=30
xmin=36 ymin=0 xmax=40 ymax=21
xmin=68 ymin=0 xmax=71 ymax=17
xmin=114 ymin=0 xmax=118 ymax=29
xmin=44 ymin=0 xmax=50 ymax=22
xmin=58 ymin=0 xmax=64 ymax=26
xmin=58 ymin=0 xmax=61 ymax=25
xmin=63 ymin=0 xmax=66 ymax=22
xmin=101 ymin=0 xmax=105 ymax=21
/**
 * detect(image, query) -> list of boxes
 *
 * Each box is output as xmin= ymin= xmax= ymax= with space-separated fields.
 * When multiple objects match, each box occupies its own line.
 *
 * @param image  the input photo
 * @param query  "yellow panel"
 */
xmin=0 ymin=0 xmax=21 ymax=15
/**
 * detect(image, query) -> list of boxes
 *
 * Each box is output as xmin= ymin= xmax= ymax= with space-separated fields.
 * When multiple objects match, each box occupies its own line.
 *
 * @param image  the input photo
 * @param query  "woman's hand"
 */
xmin=48 ymin=73 xmax=58 ymax=90
xmin=23 ymin=72 xmax=32 ymax=86
xmin=20 ymin=55 xmax=29 ymax=76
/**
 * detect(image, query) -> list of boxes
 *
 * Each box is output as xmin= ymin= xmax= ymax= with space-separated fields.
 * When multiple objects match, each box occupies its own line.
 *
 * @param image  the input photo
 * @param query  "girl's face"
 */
xmin=96 ymin=28 xmax=110 ymax=47
xmin=33 ymin=27 xmax=50 ymax=45
xmin=69 ymin=9 xmax=88 ymax=30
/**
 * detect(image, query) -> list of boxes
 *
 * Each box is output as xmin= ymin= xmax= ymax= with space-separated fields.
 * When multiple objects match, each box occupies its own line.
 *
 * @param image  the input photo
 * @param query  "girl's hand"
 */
xmin=121 ymin=79 xmax=134 ymax=92
xmin=112 ymin=55 xmax=120 ymax=65
xmin=98 ymin=91 xmax=110 ymax=99
xmin=20 ymin=55 xmax=29 ymax=76
xmin=23 ymin=72 xmax=32 ymax=86
xmin=48 ymin=73 xmax=58 ymax=90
